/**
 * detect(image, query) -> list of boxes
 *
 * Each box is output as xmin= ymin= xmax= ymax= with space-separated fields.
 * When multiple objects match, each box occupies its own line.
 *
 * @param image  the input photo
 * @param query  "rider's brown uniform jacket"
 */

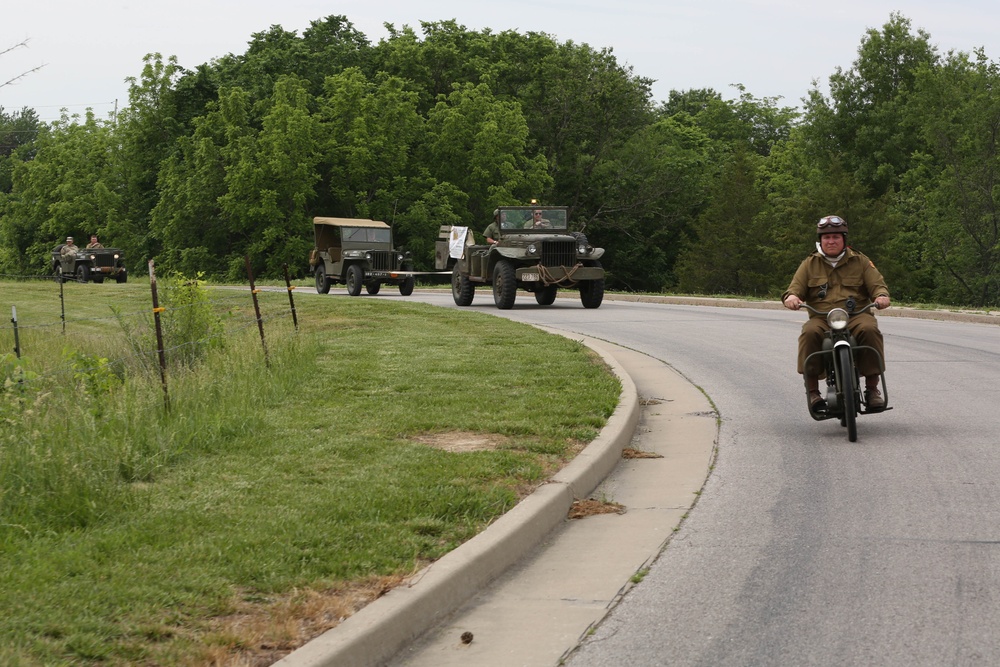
xmin=783 ymin=247 xmax=890 ymax=377
xmin=783 ymin=247 xmax=889 ymax=310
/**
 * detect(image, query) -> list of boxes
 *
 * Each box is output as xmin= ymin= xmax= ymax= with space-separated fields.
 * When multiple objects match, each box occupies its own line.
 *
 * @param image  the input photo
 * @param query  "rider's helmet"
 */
xmin=817 ymin=215 xmax=848 ymax=237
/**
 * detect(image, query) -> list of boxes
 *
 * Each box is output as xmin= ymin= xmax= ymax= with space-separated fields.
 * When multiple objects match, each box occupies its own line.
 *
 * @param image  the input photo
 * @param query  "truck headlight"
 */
xmin=526 ymin=243 xmax=538 ymax=255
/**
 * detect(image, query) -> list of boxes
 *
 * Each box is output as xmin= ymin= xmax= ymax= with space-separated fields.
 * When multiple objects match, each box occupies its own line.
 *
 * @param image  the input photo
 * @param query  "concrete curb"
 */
xmin=273 ymin=335 xmax=640 ymax=667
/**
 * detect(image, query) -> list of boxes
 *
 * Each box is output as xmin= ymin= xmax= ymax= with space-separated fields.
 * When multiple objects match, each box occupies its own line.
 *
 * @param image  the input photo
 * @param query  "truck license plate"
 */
xmin=521 ymin=273 xmax=539 ymax=281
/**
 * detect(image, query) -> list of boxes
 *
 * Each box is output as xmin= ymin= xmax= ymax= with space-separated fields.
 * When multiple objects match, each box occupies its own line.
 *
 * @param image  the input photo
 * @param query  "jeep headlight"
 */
xmin=827 ymin=309 xmax=849 ymax=330
xmin=88 ymin=254 xmax=96 ymax=260
xmin=113 ymin=253 xmax=120 ymax=259
xmin=365 ymin=252 xmax=372 ymax=261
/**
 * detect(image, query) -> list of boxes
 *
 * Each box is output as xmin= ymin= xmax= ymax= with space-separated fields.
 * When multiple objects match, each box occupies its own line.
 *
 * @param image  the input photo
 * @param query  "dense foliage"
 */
xmin=3 ymin=12 xmax=1000 ymax=305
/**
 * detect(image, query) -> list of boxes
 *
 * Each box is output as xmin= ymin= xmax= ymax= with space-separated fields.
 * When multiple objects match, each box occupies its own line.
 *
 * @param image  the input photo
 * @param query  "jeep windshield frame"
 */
xmin=498 ymin=206 xmax=569 ymax=232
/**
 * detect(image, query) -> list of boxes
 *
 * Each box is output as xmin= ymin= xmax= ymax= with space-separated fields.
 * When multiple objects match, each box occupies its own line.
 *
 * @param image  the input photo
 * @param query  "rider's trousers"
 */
xmin=798 ymin=313 xmax=885 ymax=378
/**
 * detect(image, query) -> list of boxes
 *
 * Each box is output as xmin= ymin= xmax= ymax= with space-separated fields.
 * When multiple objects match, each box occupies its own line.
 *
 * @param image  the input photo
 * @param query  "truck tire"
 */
xmin=493 ymin=260 xmax=516 ymax=309
xmin=452 ymin=268 xmax=474 ymax=306
xmin=76 ymin=264 xmax=91 ymax=283
xmin=315 ymin=266 xmax=331 ymax=294
xmin=535 ymin=285 xmax=557 ymax=306
xmin=346 ymin=264 xmax=364 ymax=296
xmin=399 ymin=276 xmax=415 ymax=296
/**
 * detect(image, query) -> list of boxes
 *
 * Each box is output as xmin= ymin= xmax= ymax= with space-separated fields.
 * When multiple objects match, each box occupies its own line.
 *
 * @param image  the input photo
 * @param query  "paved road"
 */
xmin=394 ymin=291 xmax=1000 ymax=666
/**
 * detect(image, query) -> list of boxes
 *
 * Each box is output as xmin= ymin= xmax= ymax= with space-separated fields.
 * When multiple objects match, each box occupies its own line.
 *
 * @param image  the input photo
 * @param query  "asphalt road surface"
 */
xmin=380 ymin=290 xmax=1000 ymax=667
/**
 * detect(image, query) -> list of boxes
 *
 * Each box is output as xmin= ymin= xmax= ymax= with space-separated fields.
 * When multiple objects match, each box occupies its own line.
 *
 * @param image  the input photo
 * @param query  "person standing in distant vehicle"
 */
xmin=483 ymin=209 xmax=501 ymax=245
xmin=782 ymin=215 xmax=891 ymax=413
xmin=86 ymin=235 xmax=103 ymax=249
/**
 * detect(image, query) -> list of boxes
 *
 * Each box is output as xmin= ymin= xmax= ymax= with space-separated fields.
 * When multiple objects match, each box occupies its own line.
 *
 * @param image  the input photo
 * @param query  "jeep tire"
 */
xmin=399 ymin=276 xmax=415 ymax=296
xmin=76 ymin=264 xmax=91 ymax=283
xmin=315 ymin=266 xmax=331 ymax=294
xmin=366 ymin=282 xmax=381 ymax=295
xmin=346 ymin=264 xmax=364 ymax=296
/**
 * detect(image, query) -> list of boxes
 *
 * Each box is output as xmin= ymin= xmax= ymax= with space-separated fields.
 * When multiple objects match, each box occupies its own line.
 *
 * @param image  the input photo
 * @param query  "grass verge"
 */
xmin=0 ymin=279 xmax=620 ymax=666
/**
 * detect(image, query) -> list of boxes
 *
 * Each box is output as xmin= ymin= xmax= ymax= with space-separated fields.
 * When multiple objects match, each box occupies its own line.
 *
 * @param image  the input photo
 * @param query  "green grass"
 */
xmin=0 ymin=278 xmax=620 ymax=666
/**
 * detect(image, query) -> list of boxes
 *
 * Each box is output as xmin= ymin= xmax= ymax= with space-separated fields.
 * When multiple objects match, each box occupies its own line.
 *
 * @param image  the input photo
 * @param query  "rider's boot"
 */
xmin=806 ymin=376 xmax=827 ymax=414
xmin=865 ymin=376 xmax=885 ymax=411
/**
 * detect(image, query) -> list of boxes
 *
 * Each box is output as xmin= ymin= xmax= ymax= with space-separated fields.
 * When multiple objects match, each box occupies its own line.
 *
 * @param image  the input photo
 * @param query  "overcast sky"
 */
xmin=2 ymin=1 xmax=999 ymax=122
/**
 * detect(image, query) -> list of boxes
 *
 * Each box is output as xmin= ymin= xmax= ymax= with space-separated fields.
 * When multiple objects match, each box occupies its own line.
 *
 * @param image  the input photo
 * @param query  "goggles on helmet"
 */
xmin=817 ymin=216 xmax=847 ymax=229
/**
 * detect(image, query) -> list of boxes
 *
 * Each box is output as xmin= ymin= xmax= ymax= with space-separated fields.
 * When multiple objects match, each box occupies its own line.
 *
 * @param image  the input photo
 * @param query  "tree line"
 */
xmin=2 ymin=12 xmax=999 ymax=306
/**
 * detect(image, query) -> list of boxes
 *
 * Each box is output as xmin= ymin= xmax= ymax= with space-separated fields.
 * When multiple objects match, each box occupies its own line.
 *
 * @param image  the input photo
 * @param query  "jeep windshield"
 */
xmin=342 ymin=227 xmax=392 ymax=244
xmin=499 ymin=208 xmax=568 ymax=231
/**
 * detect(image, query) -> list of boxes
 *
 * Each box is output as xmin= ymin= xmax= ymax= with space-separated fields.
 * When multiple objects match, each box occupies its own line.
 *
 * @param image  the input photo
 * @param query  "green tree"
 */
xmin=675 ymin=147 xmax=769 ymax=295
xmin=423 ymin=82 xmax=551 ymax=221
xmin=803 ymin=12 xmax=938 ymax=196
xmin=0 ymin=111 xmax=120 ymax=273
xmin=897 ymin=49 xmax=1000 ymax=306
xmin=217 ymin=76 xmax=321 ymax=278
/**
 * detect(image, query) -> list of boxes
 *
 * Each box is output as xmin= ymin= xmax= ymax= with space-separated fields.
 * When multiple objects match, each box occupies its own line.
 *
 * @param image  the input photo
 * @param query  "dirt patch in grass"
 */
xmin=412 ymin=431 xmax=510 ymax=452
xmin=203 ymin=573 xmax=414 ymax=666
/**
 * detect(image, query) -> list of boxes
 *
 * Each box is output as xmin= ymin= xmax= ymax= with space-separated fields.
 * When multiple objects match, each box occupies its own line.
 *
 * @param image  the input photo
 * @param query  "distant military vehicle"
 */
xmin=51 ymin=244 xmax=128 ymax=283
xmin=437 ymin=206 xmax=605 ymax=309
xmin=309 ymin=217 xmax=415 ymax=296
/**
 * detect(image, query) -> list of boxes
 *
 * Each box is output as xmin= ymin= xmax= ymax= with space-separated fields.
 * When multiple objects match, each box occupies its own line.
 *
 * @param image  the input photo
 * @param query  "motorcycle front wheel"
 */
xmin=836 ymin=345 xmax=858 ymax=442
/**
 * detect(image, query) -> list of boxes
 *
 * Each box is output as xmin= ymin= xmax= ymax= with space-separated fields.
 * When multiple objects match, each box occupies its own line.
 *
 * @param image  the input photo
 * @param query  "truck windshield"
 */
xmin=500 ymin=209 xmax=568 ymax=231
xmin=342 ymin=227 xmax=391 ymax=244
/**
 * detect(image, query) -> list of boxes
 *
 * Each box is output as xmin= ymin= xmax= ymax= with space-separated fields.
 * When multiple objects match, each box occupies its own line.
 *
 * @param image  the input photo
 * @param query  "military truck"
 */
xmin=51 ymin=244 xmax=128 ymax=283
xmin=437 ymin=206 xmax=605 ymax=309
xmin=309 ymin=217 xmax=415 ymax=296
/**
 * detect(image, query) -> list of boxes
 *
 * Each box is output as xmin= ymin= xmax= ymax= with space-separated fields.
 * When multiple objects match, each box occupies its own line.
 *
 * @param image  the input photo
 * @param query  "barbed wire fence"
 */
xmin=1 ymin=259 xmax=302 ymax=410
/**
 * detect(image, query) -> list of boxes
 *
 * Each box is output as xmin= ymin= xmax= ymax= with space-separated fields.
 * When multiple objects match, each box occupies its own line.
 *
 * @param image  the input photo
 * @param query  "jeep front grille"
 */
xmin=94 ymin=255 xmax=115 ymax=268
xmin=541 ymin=241 xmax=577 ymax=268
xmin=368 ymin=251 xmax=399 ymax=271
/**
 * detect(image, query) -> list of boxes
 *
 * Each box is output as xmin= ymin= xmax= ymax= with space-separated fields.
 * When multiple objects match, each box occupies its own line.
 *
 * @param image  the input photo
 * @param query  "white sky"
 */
xmin=2 ymin=1 xmax=999 ymax=122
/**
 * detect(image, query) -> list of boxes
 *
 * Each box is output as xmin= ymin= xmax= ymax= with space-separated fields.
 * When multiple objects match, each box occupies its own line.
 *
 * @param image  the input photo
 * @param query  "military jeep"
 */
xmin=309 ymin=217 xmax=415 ymax=296
xmin=51 ymin=245 xmax=128 ymax=284
xmin=437 ymin=206 xmax=605 ymax=309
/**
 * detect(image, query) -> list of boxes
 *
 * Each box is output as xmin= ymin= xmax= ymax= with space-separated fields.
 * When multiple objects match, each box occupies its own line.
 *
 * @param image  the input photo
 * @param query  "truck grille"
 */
xmin=541 ymin=241 xmax=577 ymax=268
xmin=368 ymin=251 xmax=399 ymax=271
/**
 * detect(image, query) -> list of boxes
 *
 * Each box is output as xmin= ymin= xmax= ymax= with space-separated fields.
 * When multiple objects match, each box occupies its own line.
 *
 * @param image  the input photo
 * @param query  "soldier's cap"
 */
xmin=66 ymin=236 xmax=74 ymax=242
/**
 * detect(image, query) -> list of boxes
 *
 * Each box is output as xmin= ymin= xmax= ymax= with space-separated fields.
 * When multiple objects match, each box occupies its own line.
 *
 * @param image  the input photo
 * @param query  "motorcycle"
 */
xmin=801 ymin=299 xmax=891 ymax=442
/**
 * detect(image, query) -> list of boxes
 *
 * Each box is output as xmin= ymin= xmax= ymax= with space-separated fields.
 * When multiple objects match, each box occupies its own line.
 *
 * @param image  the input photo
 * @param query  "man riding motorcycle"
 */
xmin=781 ymin=215 xmax=891 ymax=413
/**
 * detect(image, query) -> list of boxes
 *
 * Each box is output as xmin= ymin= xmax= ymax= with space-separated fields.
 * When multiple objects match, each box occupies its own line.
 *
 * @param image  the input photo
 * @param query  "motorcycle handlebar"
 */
xmin=800 ymin=301 xmax=879 ymax=317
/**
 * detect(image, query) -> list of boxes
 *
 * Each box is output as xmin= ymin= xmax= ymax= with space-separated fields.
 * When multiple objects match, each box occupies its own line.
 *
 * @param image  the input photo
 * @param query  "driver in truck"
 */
xmin=781 ymin=215 xmax=891 ymax=414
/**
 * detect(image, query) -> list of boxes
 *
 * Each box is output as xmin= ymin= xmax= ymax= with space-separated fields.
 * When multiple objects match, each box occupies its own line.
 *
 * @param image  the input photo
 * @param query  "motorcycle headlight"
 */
xmin=827 ymin=309 xmax=849 ymax=330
